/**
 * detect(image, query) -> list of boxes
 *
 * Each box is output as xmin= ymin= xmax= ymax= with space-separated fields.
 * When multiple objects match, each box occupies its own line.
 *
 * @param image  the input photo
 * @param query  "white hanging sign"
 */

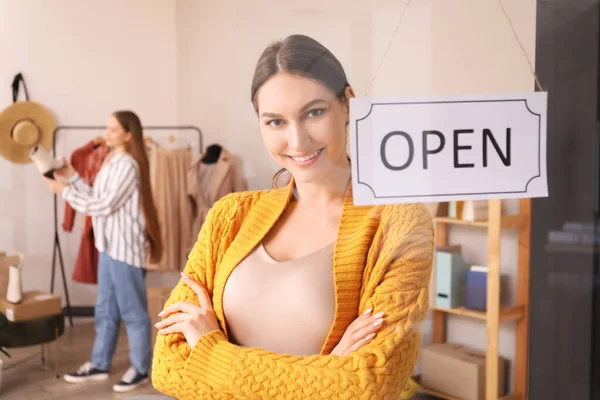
xmin=349 ymin=92 xmax=548 ymax=206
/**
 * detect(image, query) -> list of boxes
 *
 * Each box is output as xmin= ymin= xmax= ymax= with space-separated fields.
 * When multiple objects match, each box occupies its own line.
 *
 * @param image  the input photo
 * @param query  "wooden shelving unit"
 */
xmin=418 ymin=199 xmax=531 ymax=400
xmin=418 ymin=382 xmax=523 ymax=400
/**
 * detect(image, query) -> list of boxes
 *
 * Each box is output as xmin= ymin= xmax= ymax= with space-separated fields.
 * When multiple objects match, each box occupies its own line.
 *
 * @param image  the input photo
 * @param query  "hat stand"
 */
xmin=51 ymin=125 xmax=203 ymax=325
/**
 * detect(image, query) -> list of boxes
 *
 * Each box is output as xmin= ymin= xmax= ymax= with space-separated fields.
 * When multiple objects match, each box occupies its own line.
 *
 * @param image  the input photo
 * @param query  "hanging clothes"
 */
xmin=146 ymin=146 xmax=193 ymax=272
xmin=187 ymin=145 xmax=247 ymax=241
xmin=62 ymin=140 xmax=110 ymax=284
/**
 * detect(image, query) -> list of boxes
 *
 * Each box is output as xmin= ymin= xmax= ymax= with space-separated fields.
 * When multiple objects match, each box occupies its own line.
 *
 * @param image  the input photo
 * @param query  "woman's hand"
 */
xmin=330 ymin=308 xmax=384 ymax=356
xmin=53 ymin=158 xmax=76 ymax=179
xmin=43 ymin=177 xmax=67 ymax=195
xmin=155 ymin=273 xmax=220 ymax=349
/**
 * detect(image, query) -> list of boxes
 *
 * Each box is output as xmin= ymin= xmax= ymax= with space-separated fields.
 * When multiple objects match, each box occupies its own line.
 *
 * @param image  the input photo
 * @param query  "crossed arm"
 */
xmin=151 ymin=202 xmax=433 ymax=399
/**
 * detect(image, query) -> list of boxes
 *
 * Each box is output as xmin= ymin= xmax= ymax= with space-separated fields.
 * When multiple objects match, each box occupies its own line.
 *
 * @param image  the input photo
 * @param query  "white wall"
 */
xmin=175 ymin=0 xmax=536 ymax=392
xmin=0 ymin=0 xmax=178 ymax=306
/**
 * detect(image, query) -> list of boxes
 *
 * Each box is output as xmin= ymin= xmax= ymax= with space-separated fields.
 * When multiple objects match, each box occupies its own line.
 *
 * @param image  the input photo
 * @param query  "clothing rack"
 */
xmin=51 ymin=125 xmax=203 ymax=326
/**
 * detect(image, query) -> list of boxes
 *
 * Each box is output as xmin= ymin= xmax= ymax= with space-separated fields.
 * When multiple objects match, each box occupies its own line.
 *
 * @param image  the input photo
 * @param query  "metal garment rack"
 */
xmin=50 ymin=125 xmax=203 ymax=326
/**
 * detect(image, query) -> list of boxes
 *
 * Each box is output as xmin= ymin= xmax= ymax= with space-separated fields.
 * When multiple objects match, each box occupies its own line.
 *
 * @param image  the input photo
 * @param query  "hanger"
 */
xmin=144 ymin=136 xmax=159 ymax=151
xmin=165 ymin=135 xmax=190 ymax=149
xmin=92 ymin=136 xmax=105 ymax=149
xmin=201 ymin=144 xmax=222 ymax=164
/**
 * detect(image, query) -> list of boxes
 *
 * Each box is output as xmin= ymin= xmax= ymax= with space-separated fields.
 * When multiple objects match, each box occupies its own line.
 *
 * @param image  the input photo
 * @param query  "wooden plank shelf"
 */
xmin=418 ymin=384 xmax=461 ymax=400
xmin=431 ymin=305 xmax=525 ymax=322
xmin=434 ymin=215 xmax=523 ymax=229
xmin=545 ymin=243 xmax=600 ymax=254
xmin=416 ymin=381 xmax=522 ymax=400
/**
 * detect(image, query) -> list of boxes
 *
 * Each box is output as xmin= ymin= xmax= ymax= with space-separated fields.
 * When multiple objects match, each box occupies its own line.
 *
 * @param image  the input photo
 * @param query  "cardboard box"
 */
xmin=421 ymin=343 xmax=506 ymax=400
xmin=148 ymin=287 xmax=173 ymax=346
xmin=0 ymin=290 xmax=62 ymax=322
xmin=0 ymin=254 xmax=20 ymax=268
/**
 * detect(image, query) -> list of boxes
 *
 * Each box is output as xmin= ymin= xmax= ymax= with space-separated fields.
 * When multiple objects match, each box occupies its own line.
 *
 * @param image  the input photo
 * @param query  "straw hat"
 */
xmin=0 ymin=101 xmax=57 ymax=164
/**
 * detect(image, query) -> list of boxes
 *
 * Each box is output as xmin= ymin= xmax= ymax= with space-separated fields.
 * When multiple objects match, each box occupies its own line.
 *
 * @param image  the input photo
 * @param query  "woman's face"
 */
xmin=256 ymin=73 xmax=351 ymax=185
xmin=105 ymin=115 xmax=131 ymax=149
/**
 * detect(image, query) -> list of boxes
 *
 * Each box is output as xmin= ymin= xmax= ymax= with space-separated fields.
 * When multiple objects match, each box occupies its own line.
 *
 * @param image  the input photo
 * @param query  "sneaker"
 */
xmin=64 ymin=361 xmax=109 ymax=383
xmin=112 ymin=367 xmax=149 ymax=393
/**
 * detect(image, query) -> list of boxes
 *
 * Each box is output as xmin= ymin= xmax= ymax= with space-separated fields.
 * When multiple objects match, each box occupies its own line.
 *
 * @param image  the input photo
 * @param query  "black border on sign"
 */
xmin=354 ymin=99 xmax=542 ymax=198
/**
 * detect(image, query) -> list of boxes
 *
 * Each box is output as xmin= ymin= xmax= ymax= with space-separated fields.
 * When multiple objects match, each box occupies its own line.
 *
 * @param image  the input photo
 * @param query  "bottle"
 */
xmin=6 ymin=254 xmax=23 ymax=304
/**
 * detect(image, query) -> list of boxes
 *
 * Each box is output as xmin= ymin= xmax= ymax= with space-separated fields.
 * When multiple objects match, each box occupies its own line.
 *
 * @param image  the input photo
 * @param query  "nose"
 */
xmin=288 ymin=122 xmax=311 ymax=152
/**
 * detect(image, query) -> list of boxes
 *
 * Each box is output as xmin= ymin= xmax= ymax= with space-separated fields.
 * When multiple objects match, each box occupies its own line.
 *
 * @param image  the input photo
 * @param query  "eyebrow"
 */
xmin=260 ymin=98 xmax=328 ymax=119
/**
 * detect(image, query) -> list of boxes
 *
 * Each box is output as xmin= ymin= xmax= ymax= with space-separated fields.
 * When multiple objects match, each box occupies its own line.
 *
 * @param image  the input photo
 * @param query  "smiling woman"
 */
xmin=151 ymin=34 xmax=433 ymax=400
xmin=251 ymin=34 xmax=354 ymax=188
xmin=257 ymin=73 xmax=352 ymax=187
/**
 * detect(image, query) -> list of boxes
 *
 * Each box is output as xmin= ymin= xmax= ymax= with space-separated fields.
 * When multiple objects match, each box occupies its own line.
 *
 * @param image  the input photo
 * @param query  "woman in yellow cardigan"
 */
xmin=152 ymin=34 xmax=434 ymax=399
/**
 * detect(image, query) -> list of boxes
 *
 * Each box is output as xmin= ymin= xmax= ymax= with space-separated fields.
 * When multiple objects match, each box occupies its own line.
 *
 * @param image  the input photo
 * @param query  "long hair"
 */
xmin=250 ymin=34 xmax=351 ymax=188
xmin=113 ymin=110 xmax=163 ymax=264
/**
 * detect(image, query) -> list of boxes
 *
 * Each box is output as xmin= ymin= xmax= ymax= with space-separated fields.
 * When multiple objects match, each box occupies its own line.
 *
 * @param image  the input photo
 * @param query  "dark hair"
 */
xmin=113 ymin=110 xmax=163 ymax=264
xmin=250 ymin=34 xmax=351 ymax=187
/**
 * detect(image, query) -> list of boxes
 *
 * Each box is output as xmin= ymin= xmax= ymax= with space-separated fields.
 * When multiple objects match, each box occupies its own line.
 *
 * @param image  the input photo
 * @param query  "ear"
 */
xmin=344 ymin=86 xmax=356 ymax=122
xmin=345 ymin=86 xmax=356 ymax=100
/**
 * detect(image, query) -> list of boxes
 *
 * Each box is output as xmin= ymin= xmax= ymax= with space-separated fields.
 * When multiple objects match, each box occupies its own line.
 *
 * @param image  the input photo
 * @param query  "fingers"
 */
xmin=351 ymin=313 xmax=384 ymax=341
xmin=181 ymin=273 xmax=213 ymax=310
xmin=158 ymin=321 xmax=186 ymax=335
xmin=158 ymin=301 xmax=201 ymax=318
xmin=42 ymin=177 xmax=61 ymax=193
xmin=342 ymin=310 xmax=385 ymax=355
xmin=154 ymin=312 xmax=187 ymax=330
xmin=344 ymin=332 xmax=377 ymax=355
xmin=348 ymin=310 xmax=384 ymax=334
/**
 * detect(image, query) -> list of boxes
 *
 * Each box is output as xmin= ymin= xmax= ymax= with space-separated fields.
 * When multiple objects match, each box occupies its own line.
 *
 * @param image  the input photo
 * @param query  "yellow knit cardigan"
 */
xmin=151 ymin=180 xmax=434 ymax=399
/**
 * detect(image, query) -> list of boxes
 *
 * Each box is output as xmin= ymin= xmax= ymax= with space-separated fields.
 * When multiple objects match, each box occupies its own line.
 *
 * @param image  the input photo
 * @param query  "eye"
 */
xmin=307 ymin=108 xmax=325 ymax=118
xmin=267 ymin=119 xmax=284 ymax=127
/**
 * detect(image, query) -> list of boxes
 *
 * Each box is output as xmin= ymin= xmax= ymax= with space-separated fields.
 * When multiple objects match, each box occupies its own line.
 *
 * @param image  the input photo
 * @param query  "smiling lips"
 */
xmin=288 ymin=148 xmax=323 ymax=166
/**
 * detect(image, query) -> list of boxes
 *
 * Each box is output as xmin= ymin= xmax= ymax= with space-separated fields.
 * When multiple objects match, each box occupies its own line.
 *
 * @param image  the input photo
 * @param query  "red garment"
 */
xmin=62 ymin=141 xmax=109 ymax=284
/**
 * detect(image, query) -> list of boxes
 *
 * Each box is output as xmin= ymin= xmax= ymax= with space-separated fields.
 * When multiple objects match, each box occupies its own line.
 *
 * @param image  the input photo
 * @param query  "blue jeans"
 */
xmin=92 ymin=253 xmax=151 ymax=374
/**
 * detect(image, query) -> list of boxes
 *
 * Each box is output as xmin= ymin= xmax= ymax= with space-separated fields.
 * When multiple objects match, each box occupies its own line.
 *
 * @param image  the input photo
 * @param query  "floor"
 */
xmin=0 ymin=321 xmax=437 ymax=400
xmin=0 ymin=322 xmax=168 ymax=400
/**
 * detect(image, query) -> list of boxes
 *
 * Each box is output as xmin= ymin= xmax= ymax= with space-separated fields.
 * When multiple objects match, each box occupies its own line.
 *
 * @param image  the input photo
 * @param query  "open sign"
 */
xmin=349 ymin=92 xmax=548 ymax=205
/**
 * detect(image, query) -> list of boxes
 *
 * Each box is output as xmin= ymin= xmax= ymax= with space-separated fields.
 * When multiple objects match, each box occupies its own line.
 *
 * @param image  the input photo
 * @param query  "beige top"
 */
xmin=187 ymin=148 xmax=247 ymax=245
xmin=222 ymin=242 xmax=336 ymax=356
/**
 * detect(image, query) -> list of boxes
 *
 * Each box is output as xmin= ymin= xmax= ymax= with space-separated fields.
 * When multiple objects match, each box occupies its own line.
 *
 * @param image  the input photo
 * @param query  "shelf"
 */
xmin=434 ymin=215 xmax=523 ymax=229
xmin=545 ymin=243 xmax=600 ymax=254
xmin=418 ymin=384 xmax=461 ymax=400
xmin=435 ymin=217 xmax=488 ymax=227
xmin=417 ymin=382 xmax=521 ymax=400
xmin=431 ymin=305 xmax=525 ymax=322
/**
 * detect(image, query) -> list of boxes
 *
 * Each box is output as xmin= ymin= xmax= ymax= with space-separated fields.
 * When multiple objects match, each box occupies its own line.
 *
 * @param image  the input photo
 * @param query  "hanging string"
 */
xmin=498 ymin=0 xmax=544 ymax=92
xmin=364 ymin=0 xmax=544 ymax=96
xmin=364 ymin=0 xmax=412 ymax=97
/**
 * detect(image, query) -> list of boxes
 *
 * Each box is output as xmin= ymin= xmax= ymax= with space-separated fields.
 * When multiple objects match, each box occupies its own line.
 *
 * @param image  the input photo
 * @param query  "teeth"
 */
xmin=291 ymin=150 xmax=320 ymax=162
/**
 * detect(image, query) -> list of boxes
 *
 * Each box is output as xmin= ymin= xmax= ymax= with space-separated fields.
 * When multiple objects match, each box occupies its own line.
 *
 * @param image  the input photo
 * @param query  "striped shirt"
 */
xmin=62 ymin=152 xmax=146 ymax=268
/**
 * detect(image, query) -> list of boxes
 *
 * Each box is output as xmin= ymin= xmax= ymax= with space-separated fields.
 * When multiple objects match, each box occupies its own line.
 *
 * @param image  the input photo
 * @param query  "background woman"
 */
xmin=44 ymin=110 xmax=163 ymax=393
